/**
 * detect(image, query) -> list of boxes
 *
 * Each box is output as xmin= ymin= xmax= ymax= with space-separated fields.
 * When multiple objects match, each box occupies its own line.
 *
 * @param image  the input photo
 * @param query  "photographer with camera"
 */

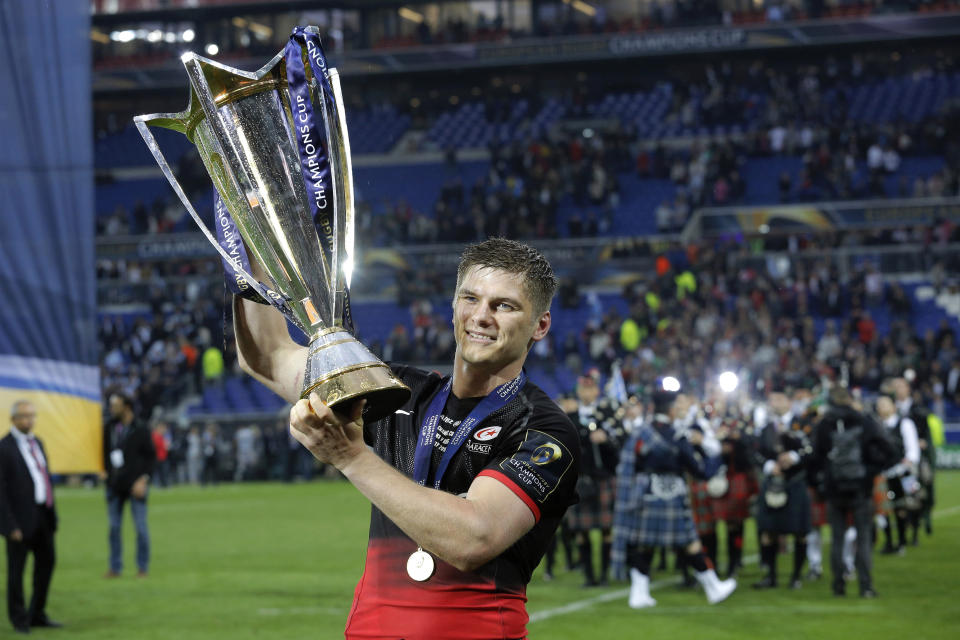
xmin=809 ymin=387 xmax=897 ymax=598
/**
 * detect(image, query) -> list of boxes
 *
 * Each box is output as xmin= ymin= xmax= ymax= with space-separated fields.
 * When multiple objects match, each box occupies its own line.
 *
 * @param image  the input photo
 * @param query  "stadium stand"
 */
xmin=90 ymin=3 xmax=960 ymax=465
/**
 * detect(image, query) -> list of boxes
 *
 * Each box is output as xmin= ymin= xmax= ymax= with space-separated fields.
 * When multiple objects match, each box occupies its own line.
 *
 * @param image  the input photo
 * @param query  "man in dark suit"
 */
xmin=0 ymin=400 xmax=62 ymax=634
xmin=103 ymin=392 xmax=155 ymax=578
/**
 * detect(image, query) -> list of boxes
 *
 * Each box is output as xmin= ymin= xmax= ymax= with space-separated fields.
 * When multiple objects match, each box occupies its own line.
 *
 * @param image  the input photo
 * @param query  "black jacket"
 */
xmin=753 ymin=418 xmax=811 ymax=484
xmin=0 ymin=433 xmax=58 ymax=538
xmin=567 ymin=399 xmax=625 ymax=478
xmin=809 ymin=406 xmax=898 ymax=499
xmin=103 ymin=419 xmax=156 ymax=496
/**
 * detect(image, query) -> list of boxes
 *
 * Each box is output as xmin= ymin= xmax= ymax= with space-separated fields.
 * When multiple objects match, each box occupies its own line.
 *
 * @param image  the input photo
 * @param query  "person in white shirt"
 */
xmin=892 ymin=376 xmax=935 ymax=541
xmin=875 ymin=395 xmax=919 ymax=555
xmin=0 ymin=401 xmax=62 ymax=633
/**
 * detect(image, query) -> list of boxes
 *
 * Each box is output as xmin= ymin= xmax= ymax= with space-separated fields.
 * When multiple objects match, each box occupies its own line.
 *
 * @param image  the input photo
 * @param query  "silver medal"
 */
xmin=406 ymin=548 xmax=435 ymax=582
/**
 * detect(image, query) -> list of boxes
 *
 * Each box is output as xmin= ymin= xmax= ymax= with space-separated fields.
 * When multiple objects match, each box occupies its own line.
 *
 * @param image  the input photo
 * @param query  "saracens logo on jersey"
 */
xmin=473 ymin=426 xmax=503 ymax=442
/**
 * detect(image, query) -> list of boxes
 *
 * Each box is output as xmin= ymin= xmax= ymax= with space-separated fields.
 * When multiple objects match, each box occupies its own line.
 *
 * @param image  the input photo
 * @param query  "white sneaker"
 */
xmin=629 ymin=569 xmax=657 ymax=609
xmin=696 ymin=569 xmax=737 ymax=604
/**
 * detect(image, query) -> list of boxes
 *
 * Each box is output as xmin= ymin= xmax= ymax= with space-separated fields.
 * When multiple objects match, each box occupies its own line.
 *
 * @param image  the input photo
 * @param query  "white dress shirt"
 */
xmin=10 ymin=427 xmax=49 ymax=505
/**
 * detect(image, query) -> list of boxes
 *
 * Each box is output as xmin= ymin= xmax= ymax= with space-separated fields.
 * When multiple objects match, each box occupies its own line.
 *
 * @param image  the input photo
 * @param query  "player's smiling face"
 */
xmin=453 ymin=266 xmax=548 ymax=372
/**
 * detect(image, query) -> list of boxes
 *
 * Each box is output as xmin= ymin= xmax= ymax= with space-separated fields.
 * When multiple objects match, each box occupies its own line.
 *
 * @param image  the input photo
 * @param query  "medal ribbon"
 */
xmin=413 ymin=371 xmax=527 ymax=490
xmin=283 ymin=27 xmax=354 ymax=333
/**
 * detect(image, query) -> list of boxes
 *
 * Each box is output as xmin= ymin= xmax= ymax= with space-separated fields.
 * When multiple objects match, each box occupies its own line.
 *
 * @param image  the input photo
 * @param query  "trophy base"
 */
xmin=301 ymin=329 xmax=411 ymax=424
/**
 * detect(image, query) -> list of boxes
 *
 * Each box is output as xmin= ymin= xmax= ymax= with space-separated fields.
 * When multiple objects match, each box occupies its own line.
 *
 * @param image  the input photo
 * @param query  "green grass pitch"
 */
xmin=5 ymin=472 xmax=958 ymax=638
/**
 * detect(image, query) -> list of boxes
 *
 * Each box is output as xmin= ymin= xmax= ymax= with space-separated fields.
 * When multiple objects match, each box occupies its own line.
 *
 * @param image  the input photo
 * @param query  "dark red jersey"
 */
xmin=345 ymin=364 xmax=580 ymax=640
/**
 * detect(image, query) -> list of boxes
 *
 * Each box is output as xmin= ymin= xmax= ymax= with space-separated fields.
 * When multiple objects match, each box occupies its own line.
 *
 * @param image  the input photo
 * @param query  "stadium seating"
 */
xmin=189 ymin=376 xmax=287 ymax=416
xmin=348 ymin=105 xmax=411 ymax=154
xmin=95 ymin=125 xmax=193 ymax=169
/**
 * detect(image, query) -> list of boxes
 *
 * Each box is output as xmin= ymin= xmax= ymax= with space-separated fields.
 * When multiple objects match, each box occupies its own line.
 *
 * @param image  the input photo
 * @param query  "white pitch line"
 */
xmin=530 ymin=554 xmax=758 ymax=624
xmin=258 ymin=606 xmax=345 ymax=616
xmin=933 ymin=504 xmax=960 ymax=518
xmin=528 ymin=581 xmax=659 ymax=623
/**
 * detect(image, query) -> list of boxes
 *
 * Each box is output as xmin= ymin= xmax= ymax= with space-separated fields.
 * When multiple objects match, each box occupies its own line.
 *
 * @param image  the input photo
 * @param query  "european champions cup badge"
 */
xmin=134 ymin=26 xmax=410 ymax=422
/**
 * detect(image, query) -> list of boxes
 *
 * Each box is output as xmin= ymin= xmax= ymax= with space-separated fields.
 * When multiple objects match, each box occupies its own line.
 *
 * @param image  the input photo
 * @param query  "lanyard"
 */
xmin=413 ymin=371 xmax=526 ymax=489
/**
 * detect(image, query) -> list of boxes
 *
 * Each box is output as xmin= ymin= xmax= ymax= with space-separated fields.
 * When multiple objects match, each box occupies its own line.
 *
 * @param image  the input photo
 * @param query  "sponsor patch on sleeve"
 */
xmin=498 ymin=429 xmax=574 ymax=504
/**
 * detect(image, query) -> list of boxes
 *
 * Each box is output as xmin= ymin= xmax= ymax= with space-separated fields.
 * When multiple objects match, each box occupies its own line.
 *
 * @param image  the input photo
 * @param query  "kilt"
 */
xmin=873 ymin=476 xmax=889 ymax=515
xmin=619 ymin=474 xmax=698 ymax=548
xmin=689 ymin=480 xmax=717 ymax=534
xmin=718 ymin=470 xmax=757 ymax=523
xmin=809 ymin=488 xmax=827 ymax=528
xmin=755 ymin=475 xmax=811 ymax=535
xmin=886 ymin=476 xmax=922 ymax=511
xmin=567 ymin=475 xmax=616 ymax=531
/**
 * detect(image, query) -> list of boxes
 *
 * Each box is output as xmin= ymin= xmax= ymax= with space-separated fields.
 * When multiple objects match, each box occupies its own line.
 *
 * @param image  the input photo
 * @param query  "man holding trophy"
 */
xmin=136 ymin=27 xmax=580 ymax=639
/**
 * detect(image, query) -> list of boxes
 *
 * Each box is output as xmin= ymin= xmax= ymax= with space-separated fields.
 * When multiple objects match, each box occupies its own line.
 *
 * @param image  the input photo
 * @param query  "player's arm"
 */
xmin=345 ymin=453 xmax=533 ymax=572
xmin=289 ymin=396 xmax=534 ymax=572
xmin=233 ymin=257 xmax=308 ymax=404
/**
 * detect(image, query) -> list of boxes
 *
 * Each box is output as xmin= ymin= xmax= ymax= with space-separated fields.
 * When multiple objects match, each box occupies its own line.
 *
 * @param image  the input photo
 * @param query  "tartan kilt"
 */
xmin=718 ymin=470 xmax=757 ymax=523
xmin=567 ymin=475 xmax=616 ymax=531
xmin=873 ymin=476 xmax=889 ymax=515
xmin=809 ymin=488 xmax=828 ymax=528
xmin=689 ymin=480 xmax=717 ymax=534
xmin=621 ymin=478 xmax=699 ymax=548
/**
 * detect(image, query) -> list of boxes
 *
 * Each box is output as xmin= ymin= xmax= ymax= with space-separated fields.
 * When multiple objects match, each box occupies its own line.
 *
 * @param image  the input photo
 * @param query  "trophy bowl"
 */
xmin=134 ymin=27 xmax=409 ymax=423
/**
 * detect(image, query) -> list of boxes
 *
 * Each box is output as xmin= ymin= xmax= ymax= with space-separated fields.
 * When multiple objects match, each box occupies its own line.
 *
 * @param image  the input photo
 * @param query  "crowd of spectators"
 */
xmin=96 ymin=49 xmax=960 ymax=247
xmin=558 ymin=237 xmax=958 ymax=421
xmin=99 ymin=261 xmax=233 ymax=422
xmin=360 ymin=130 xmax=632 ymax=246
xmin=147 ymin=419 xmax=323 ymax=487
xmin=96 ymin=221 xmax=960 ymax=486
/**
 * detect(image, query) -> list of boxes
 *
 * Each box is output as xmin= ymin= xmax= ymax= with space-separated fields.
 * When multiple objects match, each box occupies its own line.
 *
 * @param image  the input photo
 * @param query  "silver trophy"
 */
xmin=134 ymin=27 xmax=409 ymax=422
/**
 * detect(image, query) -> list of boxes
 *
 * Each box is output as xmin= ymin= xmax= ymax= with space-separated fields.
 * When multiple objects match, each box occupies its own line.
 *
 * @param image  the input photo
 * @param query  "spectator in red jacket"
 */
xmin=151 ymin=422 xmax=169 ymax=488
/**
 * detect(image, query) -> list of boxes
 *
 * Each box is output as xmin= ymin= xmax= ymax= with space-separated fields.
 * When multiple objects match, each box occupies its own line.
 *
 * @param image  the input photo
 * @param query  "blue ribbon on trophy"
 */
xmin=213 ymin=190 xmax=267 ymax=304
xmin=212 ymin=189 xmax=291 ymax=313
xmin=284 ymin=27 xmax=355 ymax=335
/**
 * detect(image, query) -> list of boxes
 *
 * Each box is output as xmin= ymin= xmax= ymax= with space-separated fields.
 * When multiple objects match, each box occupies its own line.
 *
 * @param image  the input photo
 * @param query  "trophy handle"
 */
xmin=133 ymin=118 xmax=295 ymax=324
xmin=326 ymin=68 xmax=355 ymax=328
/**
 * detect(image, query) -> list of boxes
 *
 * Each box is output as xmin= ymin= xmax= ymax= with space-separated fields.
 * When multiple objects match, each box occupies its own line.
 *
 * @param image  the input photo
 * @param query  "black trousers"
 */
xmin=826 ymin=495 xmax=873 ymax=591
xmin=5 ymin=505 xmax=56 ymax=628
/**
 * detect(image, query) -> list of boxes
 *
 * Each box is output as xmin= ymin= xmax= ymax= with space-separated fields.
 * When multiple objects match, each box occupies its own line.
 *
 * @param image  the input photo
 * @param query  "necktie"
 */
xmin=28 ymin=438 xmax=54 ymax=508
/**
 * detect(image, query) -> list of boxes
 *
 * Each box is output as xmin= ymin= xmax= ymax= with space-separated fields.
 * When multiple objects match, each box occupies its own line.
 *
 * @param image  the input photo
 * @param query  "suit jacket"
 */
xmin=0 ymin=433 xmax=58 ymax=538
xmin=103 ymin=419 xmax=155 ymax=497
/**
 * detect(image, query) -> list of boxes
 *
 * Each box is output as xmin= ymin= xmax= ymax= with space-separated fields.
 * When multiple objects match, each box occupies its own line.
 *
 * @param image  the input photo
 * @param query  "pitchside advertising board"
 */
xmin=0 ymin=365 xmax=102 ymax=475
xmin=936 ymin=447 xmax=960 ymax=469
xmin=695 ymin=199 xmax=960 ymax=237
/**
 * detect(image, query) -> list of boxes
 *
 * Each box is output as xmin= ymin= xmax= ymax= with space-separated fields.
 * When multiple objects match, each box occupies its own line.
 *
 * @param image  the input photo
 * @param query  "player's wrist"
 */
xmin=336 ymin=444 xmax=375 ymax=477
